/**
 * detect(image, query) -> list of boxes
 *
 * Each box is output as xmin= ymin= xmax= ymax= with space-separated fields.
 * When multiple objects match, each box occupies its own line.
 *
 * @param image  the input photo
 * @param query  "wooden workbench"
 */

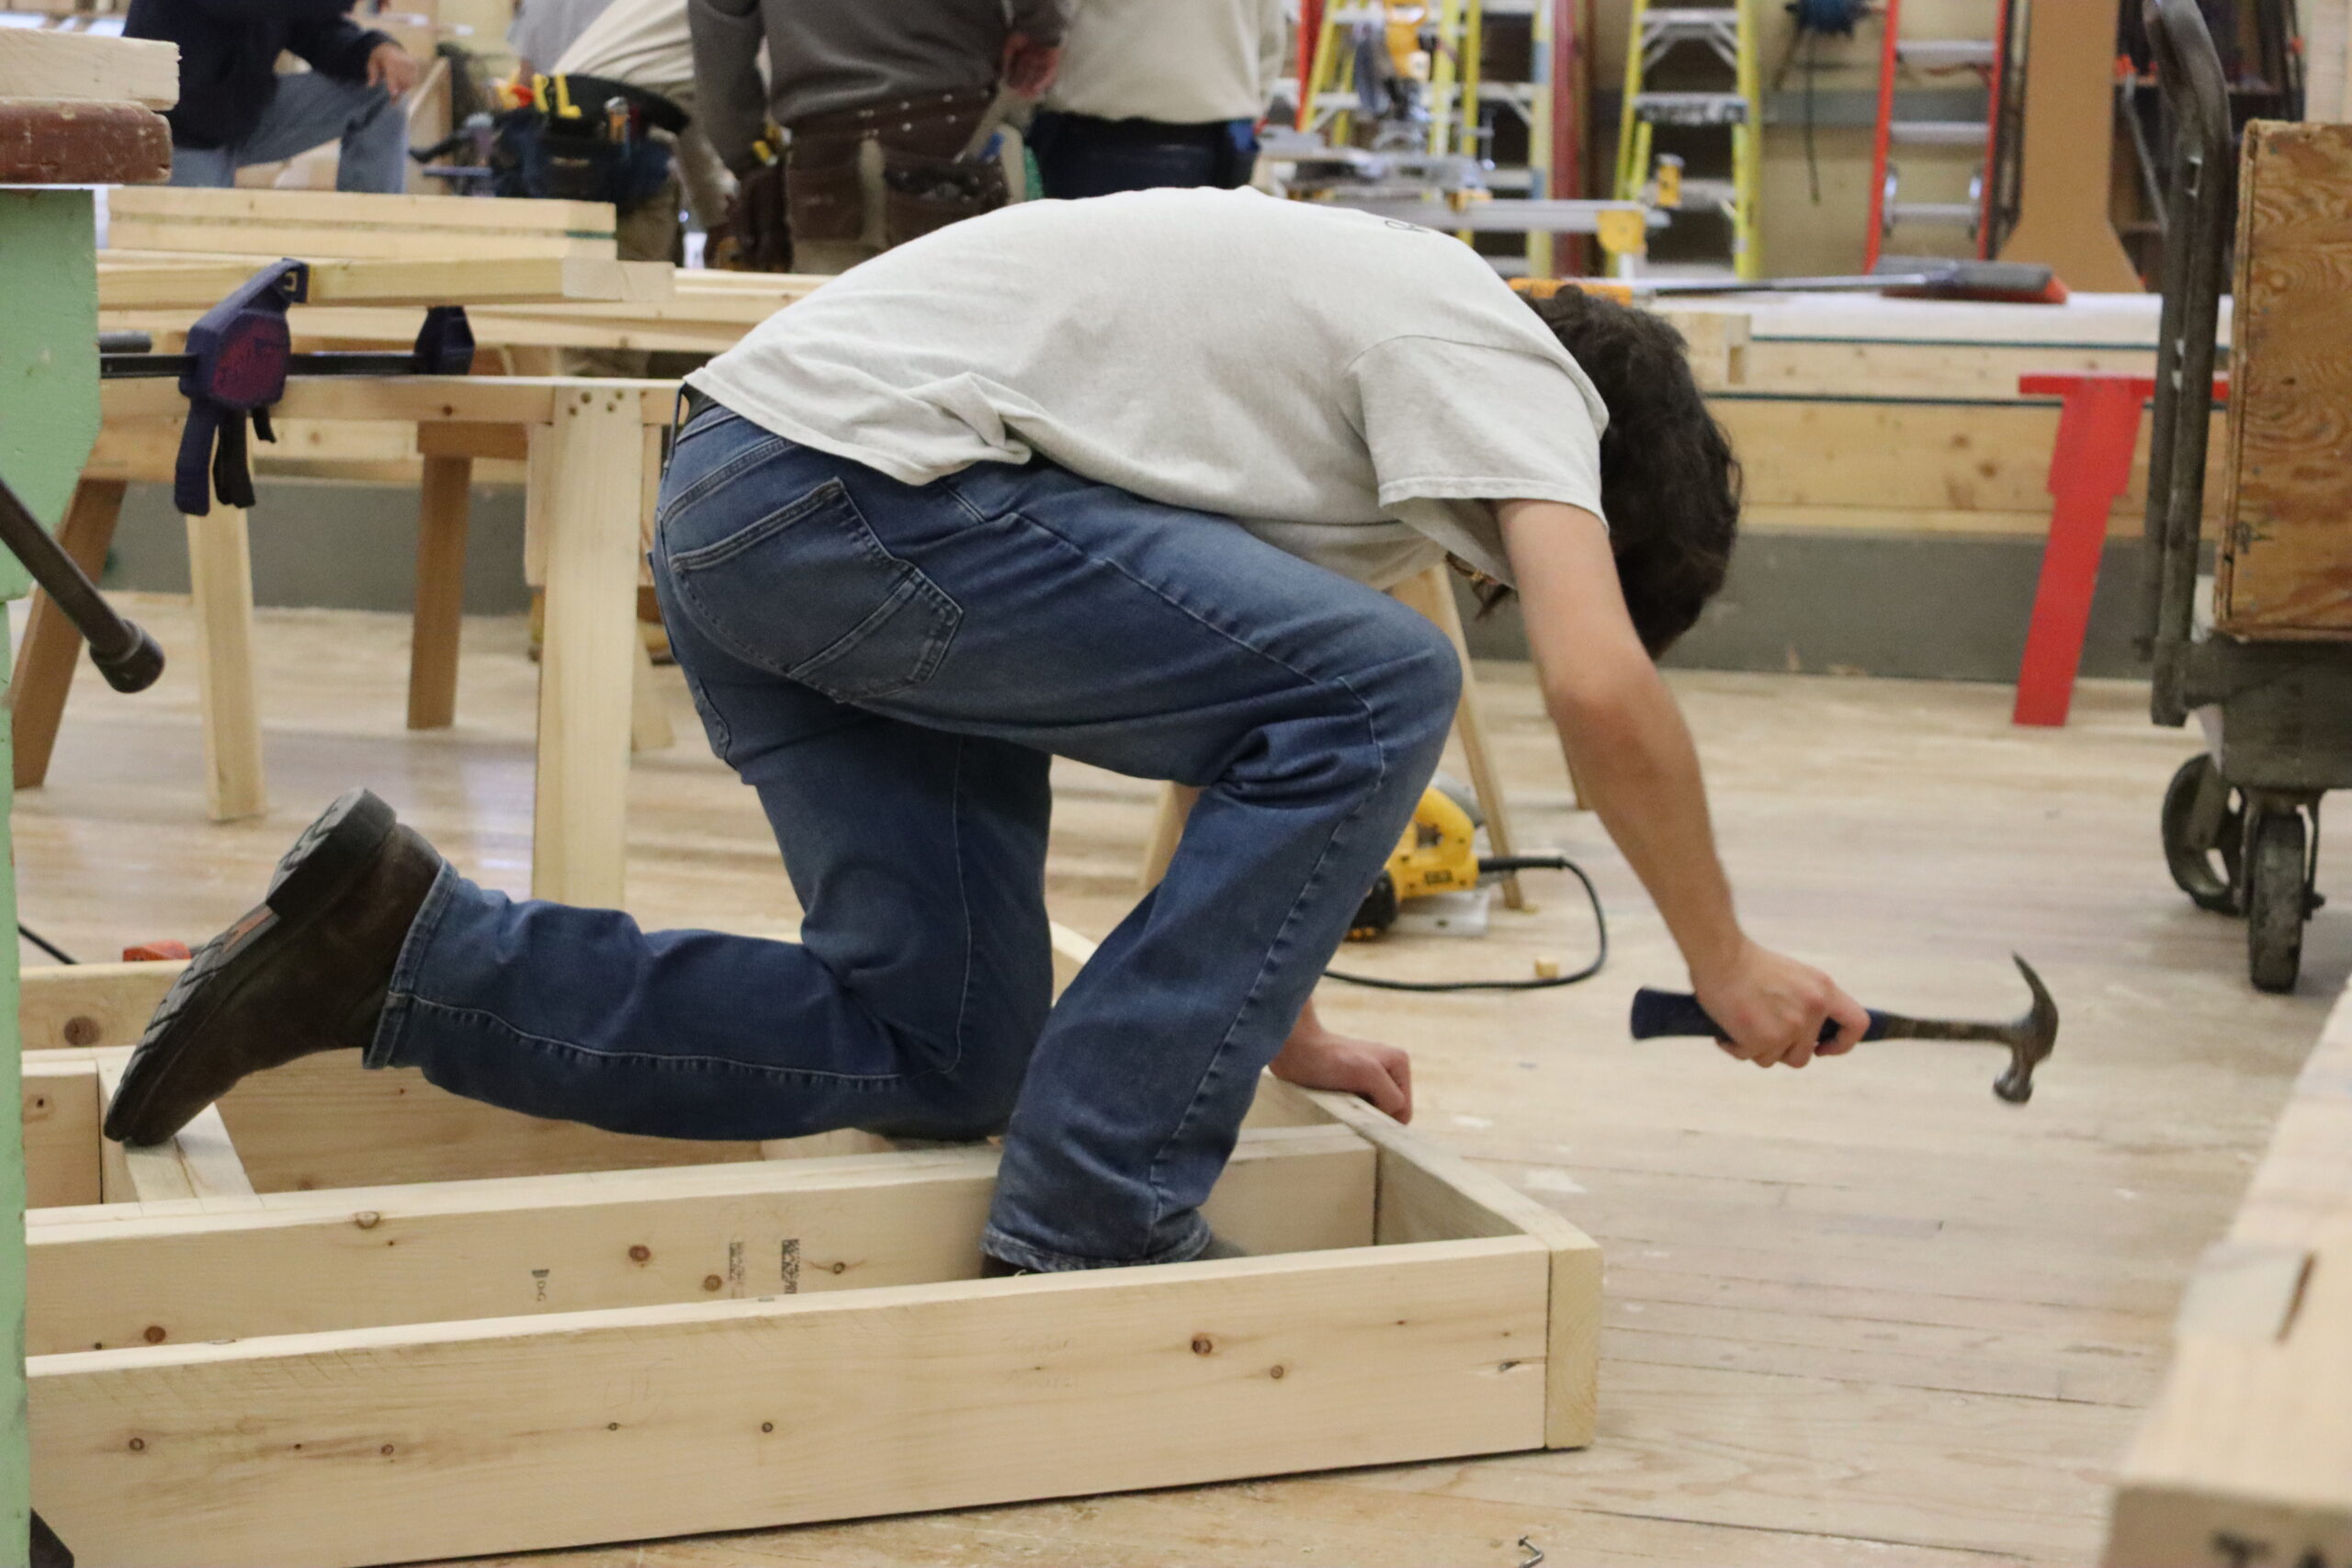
xmin=86 ymin=375 xmax=684 ymax=908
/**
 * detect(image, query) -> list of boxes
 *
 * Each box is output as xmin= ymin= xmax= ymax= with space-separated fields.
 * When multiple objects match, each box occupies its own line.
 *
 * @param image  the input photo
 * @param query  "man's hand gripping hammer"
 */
xmin=1629 ymin=955 xmax=2058 ymax=1103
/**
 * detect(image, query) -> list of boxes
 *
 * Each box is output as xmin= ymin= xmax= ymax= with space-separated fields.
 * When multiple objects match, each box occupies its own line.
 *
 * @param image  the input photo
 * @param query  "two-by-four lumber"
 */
xmin=406 ymin=453 xmax=471 ymax=730
xmin=93 ymin=1060 xmax=253 ymax=1206
xmin=0 ymin=29 xmax=177 ymax=107
xmin=95 ymin=255 xmax=672 ymax=312
xmin=23 ymin=1058 xmax=100 ymax=1210
xmin=31 ymin=1235 xmax=1548 ymax=1568
xmin=97 ymin=372 xmax=682 ymax=430
xmin=2103 ymin=977 xmax=2352 ymax=1564
xmin=182 ymin=503 xmax=266 ymax=821
xmin=20 ymin=962 xmax=179 ymax=1052
xmin=526 ymin=384 xmax=647 ymax=905
xmin=104 ymin=186 xmax=617 ymax=263
xmin=1295 ymin=1081 xmax=1602 ymax=1449
xmin=28 ymin=1126 xmax=1372 ymax=1354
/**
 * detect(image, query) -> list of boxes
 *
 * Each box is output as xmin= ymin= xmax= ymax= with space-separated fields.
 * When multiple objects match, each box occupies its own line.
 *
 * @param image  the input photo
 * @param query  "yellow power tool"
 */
xmin=1349 ymin=785 xmax=1573 ymax=940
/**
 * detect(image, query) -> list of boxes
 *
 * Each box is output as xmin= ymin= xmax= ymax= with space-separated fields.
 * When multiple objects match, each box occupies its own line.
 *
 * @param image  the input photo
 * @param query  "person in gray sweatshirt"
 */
xmin=688 ymin=0 xmax=1069 ymax=273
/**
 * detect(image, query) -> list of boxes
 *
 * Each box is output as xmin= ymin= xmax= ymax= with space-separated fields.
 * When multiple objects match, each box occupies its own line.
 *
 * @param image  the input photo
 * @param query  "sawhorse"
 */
xmin=2012 ymin=370 xmax=2228 ymax=727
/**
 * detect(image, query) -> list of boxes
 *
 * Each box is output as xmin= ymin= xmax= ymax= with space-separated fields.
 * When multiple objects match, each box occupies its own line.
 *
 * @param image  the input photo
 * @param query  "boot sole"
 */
xmin=103 ymin=789 xmax=400 ymax=1146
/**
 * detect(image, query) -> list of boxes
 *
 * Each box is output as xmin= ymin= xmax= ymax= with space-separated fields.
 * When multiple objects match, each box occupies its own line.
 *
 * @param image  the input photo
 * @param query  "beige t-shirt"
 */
xmin=688 ymin=186 xmax=1607 ymax=588
xmin=1042 ymin=0 xmax=1286 ymax=123
xmin=554 ymin=0 xmax=692 ymax=89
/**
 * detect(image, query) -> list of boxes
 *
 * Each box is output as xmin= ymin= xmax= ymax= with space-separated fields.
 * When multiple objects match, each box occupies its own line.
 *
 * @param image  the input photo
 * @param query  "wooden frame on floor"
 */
xmin=16 ymin=957 xmax=1600 ymax=1568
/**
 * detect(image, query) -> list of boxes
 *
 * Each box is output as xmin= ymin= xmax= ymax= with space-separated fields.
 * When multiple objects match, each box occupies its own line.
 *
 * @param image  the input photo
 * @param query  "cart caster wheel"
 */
xmin=2247 ymin=807 xmax=2309 ymax=994
xmin=2162 ymin=754 xmax=2243 ymax=914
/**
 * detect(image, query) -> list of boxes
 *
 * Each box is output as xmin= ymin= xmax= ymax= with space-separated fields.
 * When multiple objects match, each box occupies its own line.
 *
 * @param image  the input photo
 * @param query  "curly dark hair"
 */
xmin=1518 ymin=287 xmax=1741 ymax=657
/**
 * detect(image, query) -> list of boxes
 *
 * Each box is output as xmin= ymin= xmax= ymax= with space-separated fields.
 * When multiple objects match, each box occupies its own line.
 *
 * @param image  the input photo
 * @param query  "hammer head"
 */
xmin=1995 ymin=954 xmax=2059 ymax=1103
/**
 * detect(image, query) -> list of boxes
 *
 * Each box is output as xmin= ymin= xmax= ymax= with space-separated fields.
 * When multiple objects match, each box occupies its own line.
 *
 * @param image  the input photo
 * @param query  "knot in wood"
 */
xmin=628 ymin=1245 xmax=651 ymax=1262
xmin=702 ymin=1274 xmax=724 ymax=1292
xmin=1190 ymin=1335 xmax=1215 ymax=1356
xmin=62 ymin=1016 xmax=100 ymax=1046
xmin=142 ymin=1325 xmax=165 ymax=1344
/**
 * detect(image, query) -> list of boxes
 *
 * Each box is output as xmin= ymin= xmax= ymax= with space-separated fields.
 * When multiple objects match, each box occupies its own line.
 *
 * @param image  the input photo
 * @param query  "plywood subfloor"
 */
xmin=17 ymin=594 xmax=2346 ymax=1568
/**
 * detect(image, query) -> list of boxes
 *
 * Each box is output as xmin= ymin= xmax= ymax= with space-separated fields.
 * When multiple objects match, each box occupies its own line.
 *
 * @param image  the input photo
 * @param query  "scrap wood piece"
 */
xmin=0 ymin=99 xmax=168 ymax=185
xmin=0 ymin=28 xmax=177 ymax=107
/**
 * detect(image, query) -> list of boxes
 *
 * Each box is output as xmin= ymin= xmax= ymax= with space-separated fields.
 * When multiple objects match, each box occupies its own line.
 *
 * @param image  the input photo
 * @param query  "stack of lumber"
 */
xmin=1706 ymin=292 xmax=2229 ymax=541
xmin=2103 ymin=980 xmax=2352 ymax=1563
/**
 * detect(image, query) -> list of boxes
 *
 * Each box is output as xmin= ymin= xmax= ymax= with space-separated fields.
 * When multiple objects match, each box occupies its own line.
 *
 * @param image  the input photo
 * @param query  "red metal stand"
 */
xmin=2011 ymin=370 xmax=2226 ymax=727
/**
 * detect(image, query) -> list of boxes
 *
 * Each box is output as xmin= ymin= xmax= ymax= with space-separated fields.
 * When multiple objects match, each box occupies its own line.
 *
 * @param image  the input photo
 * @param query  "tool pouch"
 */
xmin=714 ymin=162 xmax=792 ymax=271
xmin=879 ymin=145 xmax=1006 ymax=247
xmin=782 ymin=134 xmax=865 ymax=243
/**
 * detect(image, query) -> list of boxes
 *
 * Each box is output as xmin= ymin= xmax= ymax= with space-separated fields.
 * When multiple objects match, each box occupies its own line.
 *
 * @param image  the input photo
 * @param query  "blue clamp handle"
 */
xmin=1629 ymin=988 xmax=1892 ymax=1044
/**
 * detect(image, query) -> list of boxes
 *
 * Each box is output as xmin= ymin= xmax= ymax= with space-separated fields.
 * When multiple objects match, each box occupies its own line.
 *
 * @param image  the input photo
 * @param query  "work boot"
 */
xmin=978 ymin=1233 xmax=1250 ymax=1278
xmin=103 ymin=789 xmax=442 ymax=1147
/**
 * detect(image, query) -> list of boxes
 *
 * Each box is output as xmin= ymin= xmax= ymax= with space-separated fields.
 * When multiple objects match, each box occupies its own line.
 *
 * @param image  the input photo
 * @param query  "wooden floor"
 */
xmin=17 ymin=594 xmax=2346 ymax=1568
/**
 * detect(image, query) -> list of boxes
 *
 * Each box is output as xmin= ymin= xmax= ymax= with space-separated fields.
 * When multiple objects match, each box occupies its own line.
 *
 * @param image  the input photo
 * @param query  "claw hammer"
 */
xmin=1629 ymin=954 xmax=2059 ymax=1103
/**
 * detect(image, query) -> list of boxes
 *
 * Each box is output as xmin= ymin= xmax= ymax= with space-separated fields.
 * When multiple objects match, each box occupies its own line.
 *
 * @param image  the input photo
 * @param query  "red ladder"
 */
xmin=1863 ymin=0 xmax=2012 ymax=270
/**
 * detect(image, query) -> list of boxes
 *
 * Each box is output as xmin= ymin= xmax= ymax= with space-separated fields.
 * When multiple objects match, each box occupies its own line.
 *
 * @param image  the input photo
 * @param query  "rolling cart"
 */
xmin=2148 ymin=0 xmax=2352 ymax=991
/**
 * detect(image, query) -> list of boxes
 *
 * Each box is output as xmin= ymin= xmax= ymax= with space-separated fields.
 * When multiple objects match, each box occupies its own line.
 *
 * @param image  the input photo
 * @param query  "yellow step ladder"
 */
xmin=1611 ymin=0 xmax=1761 ymax=278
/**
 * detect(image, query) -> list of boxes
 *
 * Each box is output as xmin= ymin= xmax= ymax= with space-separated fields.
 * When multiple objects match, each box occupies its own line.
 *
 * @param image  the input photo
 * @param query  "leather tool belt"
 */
xmin=785 ymin=85 xmax=1007 ymax=249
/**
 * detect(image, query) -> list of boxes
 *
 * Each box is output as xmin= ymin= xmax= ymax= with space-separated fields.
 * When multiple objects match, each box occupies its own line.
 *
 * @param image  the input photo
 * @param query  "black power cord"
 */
xmin=1323 ymin=855 xmax=1609 ymax=993
xmin=19 ymin=923 xmax=77 ymax=965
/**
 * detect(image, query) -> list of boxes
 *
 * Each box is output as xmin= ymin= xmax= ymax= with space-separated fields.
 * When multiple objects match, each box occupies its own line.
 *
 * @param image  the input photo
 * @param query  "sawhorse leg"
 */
xmin=529 ymin=389 xmax=645 ymax=906
xmin=1388 ymin=563 xmax=1530 ymax=909
xmin=8 ymin=477 xmax=124 ymax=790
xmin=186 ymin=504 xmax=266 ymax=821
xmin=407 ymin=451 xmax=471 ymax=731
xmin=2013 ymin=379 xmax=2143 ymax=727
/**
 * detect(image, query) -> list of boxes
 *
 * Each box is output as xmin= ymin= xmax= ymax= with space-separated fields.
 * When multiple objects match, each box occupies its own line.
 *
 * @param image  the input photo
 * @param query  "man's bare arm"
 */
xmin=1498 ymin=499 xmax=1867 ymax=1066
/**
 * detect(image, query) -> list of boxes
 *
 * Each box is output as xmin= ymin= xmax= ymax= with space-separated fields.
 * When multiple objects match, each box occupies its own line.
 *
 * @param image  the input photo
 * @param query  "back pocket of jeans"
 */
xmin=665 ymin=479 xmax=960 ymax=703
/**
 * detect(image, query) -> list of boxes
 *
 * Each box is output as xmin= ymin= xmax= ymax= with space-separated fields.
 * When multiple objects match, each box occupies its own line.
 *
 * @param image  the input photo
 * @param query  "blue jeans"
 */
xmin=370 ymin=406 xmax=1459 ymax=1270
xmin=1030 ymin=111 xmax=1258 ymax=198
xmin=167 ymin=73 xmax=408 ymax=194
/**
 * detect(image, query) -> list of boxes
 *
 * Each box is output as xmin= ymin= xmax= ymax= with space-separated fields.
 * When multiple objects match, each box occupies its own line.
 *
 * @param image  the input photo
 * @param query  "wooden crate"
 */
xmin=105 ymin=186 xmax=619 ymax=262
xmin=16 ymin=964 xmax=1600 ymax=1568
xmin=2103 ymin=977 xmax=2352 ymax=1562
xmin=2215 ymin=121 xmax=2352 ymax=637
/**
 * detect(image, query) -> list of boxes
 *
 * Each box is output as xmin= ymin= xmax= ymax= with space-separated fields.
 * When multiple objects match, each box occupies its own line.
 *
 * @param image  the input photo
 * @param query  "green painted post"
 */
xmin=0 ymin=186 xmax=105 ymax=1561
